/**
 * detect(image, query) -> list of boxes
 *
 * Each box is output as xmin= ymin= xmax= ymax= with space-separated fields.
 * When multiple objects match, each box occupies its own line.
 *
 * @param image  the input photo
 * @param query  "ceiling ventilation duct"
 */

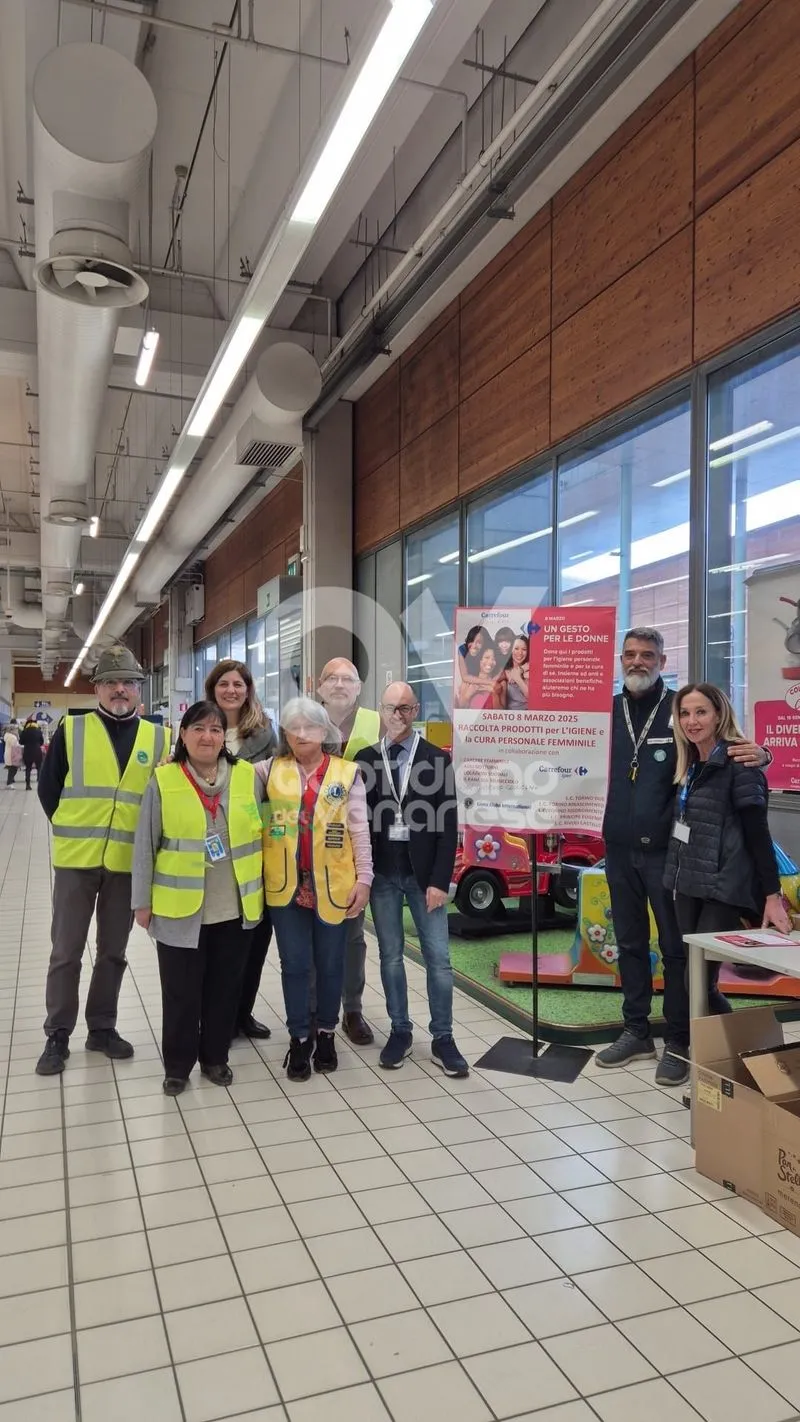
xmin=32 ymin=42 xmax=157 ymax=674
xmin=104 ymin=342 xmax=321 ymax=637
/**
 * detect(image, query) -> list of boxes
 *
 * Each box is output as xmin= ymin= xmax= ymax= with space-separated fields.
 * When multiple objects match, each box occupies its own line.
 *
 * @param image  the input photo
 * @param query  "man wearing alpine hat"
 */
xmin=36 ymin=644 xmax=166 ymax=1076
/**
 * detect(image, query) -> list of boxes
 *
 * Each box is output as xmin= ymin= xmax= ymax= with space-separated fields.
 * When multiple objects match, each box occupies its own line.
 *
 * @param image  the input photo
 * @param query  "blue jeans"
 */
xmin=370 ymin=871 xmax=454 ymax=1039
xmin=270 ymin=904 xmax=346 ymax=1039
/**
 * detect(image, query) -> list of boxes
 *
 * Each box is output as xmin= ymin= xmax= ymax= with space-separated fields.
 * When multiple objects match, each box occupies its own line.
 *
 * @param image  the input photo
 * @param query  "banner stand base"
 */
xmin=475 ymin=1036 xmax=593 ymax=1083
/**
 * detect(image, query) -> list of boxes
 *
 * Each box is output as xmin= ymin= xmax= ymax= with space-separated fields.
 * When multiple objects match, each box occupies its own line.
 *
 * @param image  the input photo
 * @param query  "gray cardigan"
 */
xmin=132 ymin=758 xmax=266 ymax=948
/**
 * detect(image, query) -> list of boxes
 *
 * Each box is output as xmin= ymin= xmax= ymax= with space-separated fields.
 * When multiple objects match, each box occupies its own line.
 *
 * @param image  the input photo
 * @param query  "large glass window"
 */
xmin=199 ymin=640 xmax=218 ymax=696
xmin=404 ymin=512 xmax=460 ymax=721
xmin=246 ymin=617 xmax=266 ymax=706
xmin=707 ymin=337 xmax=800 ymax=718
xmin=557 ymin=397 xmax=691 ymax=688
xmin=466 ymin=472 xmax=553 ymax=608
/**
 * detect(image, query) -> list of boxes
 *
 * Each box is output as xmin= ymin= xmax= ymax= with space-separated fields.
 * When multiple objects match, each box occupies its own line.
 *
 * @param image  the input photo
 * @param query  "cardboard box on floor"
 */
xmin=693 ymin=1006 xmax=800 ymax=1234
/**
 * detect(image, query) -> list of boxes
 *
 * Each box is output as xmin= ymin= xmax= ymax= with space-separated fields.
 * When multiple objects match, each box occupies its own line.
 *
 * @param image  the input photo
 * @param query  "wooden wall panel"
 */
xmin=695 ymin=137 xmax=800 ymax=359
xmin=553 ymin=86 xmax=693 ymax=326
xmin=696 ymin=0 xmax=800 ymax=213
xmin=400 ymin=411 xmax=459 ymax=527
xmin=695 ymin=0 xmax=771 ymax=67
xmin=459 ymin=338 xmax=550 ymax=496
xmin=460 ymin=221 xmax=551 ymax=400
xmin=400 ymin=316 xmax=459 ymax=445
xmin=354 ymin=455 xmax=400 ymax=555
xmin=354 ymin=364 xmax=399 ymax=481
xmin=551 ymin=229 xmax=693 ymax=441
xmin=552 ymin=58 xmax=694 ymax=217
xmin=192 ymin=475 xmax=303 ymax=640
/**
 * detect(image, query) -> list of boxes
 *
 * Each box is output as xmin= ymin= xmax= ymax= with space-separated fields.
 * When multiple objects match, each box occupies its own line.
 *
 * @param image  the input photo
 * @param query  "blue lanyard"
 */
xmin=678 ymin=764 xmax=699 ymax=818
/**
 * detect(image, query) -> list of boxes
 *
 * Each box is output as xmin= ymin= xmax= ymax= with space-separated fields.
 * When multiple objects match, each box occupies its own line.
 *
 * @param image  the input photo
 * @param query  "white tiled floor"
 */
xmin=2 ymin=784 xmax=800 ymax=1421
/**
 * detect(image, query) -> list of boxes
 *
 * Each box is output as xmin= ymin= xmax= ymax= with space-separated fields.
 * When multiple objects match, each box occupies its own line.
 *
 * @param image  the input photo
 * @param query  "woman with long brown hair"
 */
xmin=206 ymin=659 xmax=276 ymax=1040
xmin=664 ymin=681 xmax=791 ymax=1014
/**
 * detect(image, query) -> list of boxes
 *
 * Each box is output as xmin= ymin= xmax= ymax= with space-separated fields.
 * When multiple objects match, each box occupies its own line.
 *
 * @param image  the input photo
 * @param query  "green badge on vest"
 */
xmin=137 ymin=750 xmax=149 ymax=764
xmin=270 ymin=825 xmax=286 ymax=838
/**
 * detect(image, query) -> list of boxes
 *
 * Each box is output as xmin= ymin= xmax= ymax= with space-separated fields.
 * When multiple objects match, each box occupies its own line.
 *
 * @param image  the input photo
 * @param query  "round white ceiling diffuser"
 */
xmin=35 ymin=229 xmax=148 ymax=309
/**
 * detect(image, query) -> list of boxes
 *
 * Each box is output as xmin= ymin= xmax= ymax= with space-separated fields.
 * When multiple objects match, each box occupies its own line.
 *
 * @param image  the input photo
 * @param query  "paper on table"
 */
xmin=715 ymin=931 xmax=799 ymax=948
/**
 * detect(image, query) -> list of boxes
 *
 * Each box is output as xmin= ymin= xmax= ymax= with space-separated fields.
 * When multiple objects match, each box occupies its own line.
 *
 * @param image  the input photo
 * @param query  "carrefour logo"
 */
xmin=575 ymin=766 xmax=589 ymax=777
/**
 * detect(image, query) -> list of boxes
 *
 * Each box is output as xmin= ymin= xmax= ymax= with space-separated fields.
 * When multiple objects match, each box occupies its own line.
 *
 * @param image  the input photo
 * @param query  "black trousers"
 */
xmin=605 ymin=846 xmax=690 ymax=1049
xmin=674 ymin=893 xmax=742 ymax=1003
xmin=157 ymin=921 xmax=252 ymax=1079
xmin=6 ymin=764 xmax=17 ymax=785
xmin=236 ymin=911 xmax=272 ymax=1025
xmin=24 ymin=752 xmax=42 ymax=788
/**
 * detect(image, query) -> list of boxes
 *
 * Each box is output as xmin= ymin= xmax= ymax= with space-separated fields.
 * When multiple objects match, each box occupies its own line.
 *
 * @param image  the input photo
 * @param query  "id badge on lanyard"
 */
xmin=205 ymin=833 xmax=226 ymax=862
xmin=382 ymin=734 xmax=418 ymax=842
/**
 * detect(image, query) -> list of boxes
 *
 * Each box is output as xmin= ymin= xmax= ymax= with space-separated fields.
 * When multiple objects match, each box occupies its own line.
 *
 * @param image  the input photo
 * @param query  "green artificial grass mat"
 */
xmin=367 ymin=907 xmax=800 ymax=1045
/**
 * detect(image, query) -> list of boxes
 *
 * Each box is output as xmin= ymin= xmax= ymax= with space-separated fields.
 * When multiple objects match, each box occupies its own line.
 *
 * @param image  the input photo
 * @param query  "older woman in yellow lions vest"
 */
xmin=132 ymin=700 xmax=265 ymax=1096
xmin=255 ymin=697 xmax=372 ymax=1083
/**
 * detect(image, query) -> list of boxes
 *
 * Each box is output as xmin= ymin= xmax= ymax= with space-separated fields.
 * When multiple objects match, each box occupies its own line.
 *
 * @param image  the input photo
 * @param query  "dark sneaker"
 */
xmin=35 ymin=1030 xmax=70 ymax=1076
xmin=595 ymin=1030 xmax=656 ymax=1068
xmin=343 ymin=1011 xmax=374 ymax=1046
xmin=200 ymin=1063 xmax=233 ymax=1087
xmin=284 ymin=1037 xmax=313 ymax=1082
xmin=163 ymin=1076 xmax=187 ymax=1096
xmin=238 ymin=1015 xmax=271 ymax=1040
xmin=709 ymin=988 xmax=733 ymax=1016
xmin=313 ymin=1030 xmax=338 ymax=1074
xmin=431 ymin=1034 xmax=469 ymax=1078
xmin=85 ymin=1028 xmax=134 ymax=1060
xmin=380 ymin=1030 xmax=413 ymax=1070
xmin=655 ymin=1045 xmax=690 ymax=1087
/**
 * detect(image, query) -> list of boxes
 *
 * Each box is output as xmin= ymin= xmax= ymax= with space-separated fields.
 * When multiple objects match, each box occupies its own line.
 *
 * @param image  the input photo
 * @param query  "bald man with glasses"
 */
xmin=316 ymin=657 xmax=381 ymax=1044
xmin=355 ymin=683 xmax=468 ymax=1077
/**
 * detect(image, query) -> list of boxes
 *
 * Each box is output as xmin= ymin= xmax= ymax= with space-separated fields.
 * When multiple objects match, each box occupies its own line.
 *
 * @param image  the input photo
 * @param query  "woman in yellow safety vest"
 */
xmin=255 ymin=697 xmax=373 ymax=1083
xmin=132 ymin=700 xmax=265 ymax=1097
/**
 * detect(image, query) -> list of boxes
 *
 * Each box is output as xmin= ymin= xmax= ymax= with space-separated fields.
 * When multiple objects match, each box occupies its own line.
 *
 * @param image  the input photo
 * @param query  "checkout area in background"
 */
xmin=422 ymin=718 xmax=800 ymax=1034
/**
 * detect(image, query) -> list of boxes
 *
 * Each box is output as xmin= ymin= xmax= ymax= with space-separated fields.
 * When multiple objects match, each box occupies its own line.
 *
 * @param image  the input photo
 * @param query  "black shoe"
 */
xmin=380 ymin=1030 xmax=413 ymax=1070
xmin=709 ymin=988 xmax=733 ymax=1016
xmin=284 ymin=1037 xmax=313 ymax=1082
xmin=313 ymin=1030 xmax=338 ymax=1074
xmin=85 ymin=1028 xmax=134 ymax=1060
xmin=595 ymin=1030 xmax=656 ymax=1068
xmin=343 ymin=1011 xmax=374 ymax=1046
xmin=200 ymin=1063 xmax=233 ymax=1086
xmin=163 ymin=1076 xmax=187 ymax=1096
xmin=35 ymin=1030 xmax=70 ymax=1076
xmin=431 ymin=1034 xmax=469 ymax=1078
xmin=238 ymin=1015 xmax=271 ymax=1040
xmin=655 ymin=1044 xmax=690 ymax=1087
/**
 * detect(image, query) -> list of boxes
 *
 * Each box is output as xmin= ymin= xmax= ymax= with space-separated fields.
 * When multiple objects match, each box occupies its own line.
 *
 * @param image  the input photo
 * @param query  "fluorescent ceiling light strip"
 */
xmin=65 ymin=550 xmax=141 ymax=686
xmin=710 ymin=425 xmax=800 ymax=466
xmin=468 ymin=510 xmax=598 ymax=564
xmin=709 ymin=420 xmax=773 ymax=451
xmin=407 ymin=573 xmax=432 ymax=585
xmin=438 ymin=551 xmax=460 ymax=564
xmin=187 ymin=315 xmax=263 ymax=438
xmin=88 ymin=515 xmax=100 ymax=538
xmin=135 ymin=329 xmax=159 ymax=388
xmin=291 ymin=0 xmax=433 ymax=226
xmin=137 ymin=463 xmax=191 ymax=545
xmin=652 ymin=468 xmax=690 ymax=488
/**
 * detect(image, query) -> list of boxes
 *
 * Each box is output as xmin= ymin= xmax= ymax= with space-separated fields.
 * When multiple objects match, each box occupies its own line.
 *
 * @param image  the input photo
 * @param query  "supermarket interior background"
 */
xmin=2 ymin=0 xmax=800 ymax=1417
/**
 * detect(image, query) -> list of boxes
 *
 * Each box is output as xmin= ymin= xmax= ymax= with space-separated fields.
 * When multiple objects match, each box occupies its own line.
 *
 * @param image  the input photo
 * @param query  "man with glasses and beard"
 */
xmin=35 ymin=645 xmax=165 ymax=1076
xmin=595 ymin=627 xmax=769 ymax=1085
xmin=316 ymin=657 xmax=380 ymax=1044
xmin=356 ymin=682 xmax=468 ymax=1077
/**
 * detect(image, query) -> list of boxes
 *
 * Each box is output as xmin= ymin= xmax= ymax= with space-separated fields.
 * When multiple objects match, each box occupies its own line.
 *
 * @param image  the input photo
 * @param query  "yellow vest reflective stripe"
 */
xmin=263 ymin=755 xmax=358 ymax=924
xmin=52 ymin=715 xmax=164 ymax=873
xmin=152 ymin=760 xmax=264 ymax=924
xmin=342 ymin=706 xmax=380 ymax=761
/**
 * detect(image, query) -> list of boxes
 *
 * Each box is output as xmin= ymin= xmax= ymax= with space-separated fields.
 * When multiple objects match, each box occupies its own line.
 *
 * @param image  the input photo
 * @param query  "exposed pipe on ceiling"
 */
xmin=32 ymin=42 xmax=157 ymax=673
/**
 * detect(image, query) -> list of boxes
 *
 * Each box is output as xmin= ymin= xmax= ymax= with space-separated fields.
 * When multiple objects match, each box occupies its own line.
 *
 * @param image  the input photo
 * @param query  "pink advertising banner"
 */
xmin=452 ymin=606 xmax=616 ymax=835
xmin=747 ymin=565 xmax=800 ymax=793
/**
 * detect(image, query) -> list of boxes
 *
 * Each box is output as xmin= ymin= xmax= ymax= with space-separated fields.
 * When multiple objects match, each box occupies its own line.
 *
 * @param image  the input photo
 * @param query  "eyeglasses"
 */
xmin=321 ymin=675 xmax=360 ymax=687
xmin=381 ymin=703 xmax=417 ymax=716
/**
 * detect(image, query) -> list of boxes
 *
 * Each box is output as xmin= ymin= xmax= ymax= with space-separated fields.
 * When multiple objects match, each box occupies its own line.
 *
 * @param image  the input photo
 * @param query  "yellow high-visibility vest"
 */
xmin=52 ymin=714 xmax=164 ymax=873
xmin=263 ymin=755 xmax=358 ymax=924
xmin=151 ymin=760 xmax=264 ymax=924
xmin=342 ymin=707 xmax=380 ymax=760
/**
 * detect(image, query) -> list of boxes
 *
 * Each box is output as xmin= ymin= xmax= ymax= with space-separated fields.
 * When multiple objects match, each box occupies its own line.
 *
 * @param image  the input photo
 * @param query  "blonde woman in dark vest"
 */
xmin=255 ymin=697 xmax=372 ymax=1082
xmin=132 ymin=700 xmax=265 ymax=1096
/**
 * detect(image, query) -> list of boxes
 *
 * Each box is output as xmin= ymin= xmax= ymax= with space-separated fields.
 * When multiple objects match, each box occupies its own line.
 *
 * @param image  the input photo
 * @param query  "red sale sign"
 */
xmin=452 ymin=606 xmax=616 ymax=835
